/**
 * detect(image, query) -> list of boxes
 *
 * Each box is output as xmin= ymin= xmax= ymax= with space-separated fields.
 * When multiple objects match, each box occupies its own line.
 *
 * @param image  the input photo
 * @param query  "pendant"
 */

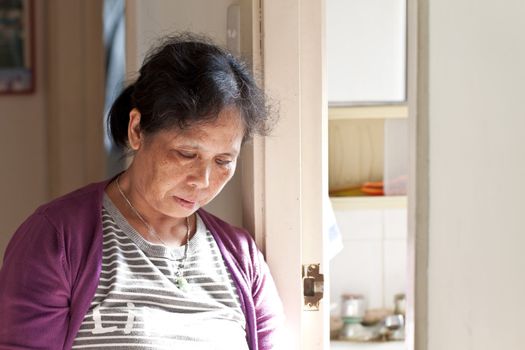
xmin=175 ymin=276 xmax=188 ymax=291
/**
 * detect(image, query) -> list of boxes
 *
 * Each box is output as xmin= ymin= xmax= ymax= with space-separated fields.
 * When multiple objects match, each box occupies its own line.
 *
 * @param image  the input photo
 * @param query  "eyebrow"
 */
xmin=177 ymin=144 xmax=239 ymax=157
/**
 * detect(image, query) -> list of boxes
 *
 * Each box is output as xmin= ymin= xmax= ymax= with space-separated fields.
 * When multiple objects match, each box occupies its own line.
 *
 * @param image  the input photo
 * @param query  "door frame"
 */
xmin=407 ymin=0 xmax=429 ymax=349
xmin=253 ymin=0 xmax=429 ymax=349
xmin=245 ymin=0 xmax=329 ymax=349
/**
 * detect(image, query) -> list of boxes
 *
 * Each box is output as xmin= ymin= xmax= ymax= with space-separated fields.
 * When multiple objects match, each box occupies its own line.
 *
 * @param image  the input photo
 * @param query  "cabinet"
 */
xmin=326 ymin=0 xmax=409 ymax=347
xmin=328 ymin=104 xmax=408 ymax=209
xmin=328 ymin=105 xmax=408 ymax=348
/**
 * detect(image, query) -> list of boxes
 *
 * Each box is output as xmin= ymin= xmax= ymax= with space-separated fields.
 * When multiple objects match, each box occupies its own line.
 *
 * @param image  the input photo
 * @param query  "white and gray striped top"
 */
xmin=72 ymin=195 xmax=248 ymax=349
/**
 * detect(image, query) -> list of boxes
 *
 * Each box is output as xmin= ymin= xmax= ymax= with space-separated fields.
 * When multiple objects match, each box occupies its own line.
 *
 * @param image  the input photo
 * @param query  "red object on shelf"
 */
xmin=361 ymin=181 xmax=384 ymax=196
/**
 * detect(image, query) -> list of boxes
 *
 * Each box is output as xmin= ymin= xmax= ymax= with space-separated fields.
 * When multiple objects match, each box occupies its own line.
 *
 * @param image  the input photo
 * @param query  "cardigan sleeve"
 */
xmin=0 ymin=212 xmax=71 ymax=349
xmin=252 ymin=249 xmax=285 ymax=350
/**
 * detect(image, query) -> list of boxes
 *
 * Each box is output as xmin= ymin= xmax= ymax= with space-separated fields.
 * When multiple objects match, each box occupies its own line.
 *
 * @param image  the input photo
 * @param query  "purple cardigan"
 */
xmin=0 ymin=181 xmax=283 ymax=349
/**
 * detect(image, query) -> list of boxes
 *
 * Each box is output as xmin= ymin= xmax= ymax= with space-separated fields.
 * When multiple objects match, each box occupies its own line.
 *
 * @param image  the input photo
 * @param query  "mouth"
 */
xmin=173 ymin=196 xmax=197 ymax=210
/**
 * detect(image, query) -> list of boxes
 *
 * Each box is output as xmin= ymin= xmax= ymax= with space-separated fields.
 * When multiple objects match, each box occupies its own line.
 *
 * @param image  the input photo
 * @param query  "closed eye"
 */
xmin=178 ymin=150 xmax=196 ymax=159
xmin=215 ymin=158 xmax=232 ymax=166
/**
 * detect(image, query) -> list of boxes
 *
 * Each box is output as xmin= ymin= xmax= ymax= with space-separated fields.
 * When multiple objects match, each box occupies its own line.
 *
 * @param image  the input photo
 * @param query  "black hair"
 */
xmin=108 ymin=33 xmax=273 ymax=149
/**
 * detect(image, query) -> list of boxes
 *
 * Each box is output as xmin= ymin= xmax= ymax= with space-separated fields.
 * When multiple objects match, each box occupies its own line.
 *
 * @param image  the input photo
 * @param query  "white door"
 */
xmin=243 ymin=0 xmax=330 ymax=349
xmin=251 ymin=1 xmax=420 ymax=349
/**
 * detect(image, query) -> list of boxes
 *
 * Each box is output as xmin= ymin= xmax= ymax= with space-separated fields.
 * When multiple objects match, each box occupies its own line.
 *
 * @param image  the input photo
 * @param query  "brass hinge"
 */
xmin=302 ymin=263 xmax=324 ymax=311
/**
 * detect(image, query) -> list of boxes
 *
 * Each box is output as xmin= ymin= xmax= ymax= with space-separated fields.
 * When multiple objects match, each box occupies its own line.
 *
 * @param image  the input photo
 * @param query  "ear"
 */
xmin=128 ymin=108 xmax=143 ymax=150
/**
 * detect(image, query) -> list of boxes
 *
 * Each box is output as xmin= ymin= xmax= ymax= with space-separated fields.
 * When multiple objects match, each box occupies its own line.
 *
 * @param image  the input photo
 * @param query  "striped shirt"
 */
xmin=72 ymin=195 xmax=248 ymax=349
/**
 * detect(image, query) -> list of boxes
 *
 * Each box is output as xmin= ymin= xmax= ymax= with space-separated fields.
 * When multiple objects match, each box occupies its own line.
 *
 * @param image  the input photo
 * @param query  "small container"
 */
xmin=341 ymin=294 xmax=366 ymax=321
xmin=384 ymin=314 xmax=404 ymax=330
xmin=394 ymin=293 xmax=406 ymax=315
xmin=340 ymin=322 xmax=382 ymax=342
xmin=384 ymin=314 xmax=405 ymax=341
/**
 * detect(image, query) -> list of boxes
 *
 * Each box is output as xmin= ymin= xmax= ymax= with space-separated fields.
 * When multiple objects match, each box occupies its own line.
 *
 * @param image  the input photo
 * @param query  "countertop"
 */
xmin=331 ymin=340 xmax=405 ymax=350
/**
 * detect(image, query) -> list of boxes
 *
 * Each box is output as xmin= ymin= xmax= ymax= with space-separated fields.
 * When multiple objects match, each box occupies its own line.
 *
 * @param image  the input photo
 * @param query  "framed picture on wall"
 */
xmin=0 ymin=0 xmax=34 ymax=94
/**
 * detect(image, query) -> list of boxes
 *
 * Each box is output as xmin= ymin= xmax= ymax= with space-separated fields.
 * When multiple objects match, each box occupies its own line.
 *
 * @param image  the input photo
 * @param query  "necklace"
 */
xmin=116 ymin=175 xmax=191 ymax=290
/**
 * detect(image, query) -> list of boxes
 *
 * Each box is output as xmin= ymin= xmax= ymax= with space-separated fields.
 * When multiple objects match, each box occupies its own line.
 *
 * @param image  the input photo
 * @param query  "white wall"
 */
xmin=0 ymin=1 xmax=48 ymax=260
xmin=427 ymin=0 xmax=525 ymax=349
xmin=331 ymin=209 xmax=407 ymax=311
xmin=131 ymin=0 xmax=234 ymax=61
xmin=127 ymin=0 xmax=243 ymax=227
xmin=326 ymin=0 xmax=406 ymax=104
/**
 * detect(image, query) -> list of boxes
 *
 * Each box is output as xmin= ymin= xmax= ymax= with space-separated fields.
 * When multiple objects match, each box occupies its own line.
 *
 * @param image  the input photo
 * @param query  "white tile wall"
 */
xmin=330 ymin=208 xmax=407 ymax=314
xmin=383 ymin=209 xmax=408 ymax=239
xmin=335 ymin=210 xmax=383 ymax=240
xmin=383 ymin=239 xmax=407 ymax=309
xmin=331 ymin=239 xmax=384 ymax=309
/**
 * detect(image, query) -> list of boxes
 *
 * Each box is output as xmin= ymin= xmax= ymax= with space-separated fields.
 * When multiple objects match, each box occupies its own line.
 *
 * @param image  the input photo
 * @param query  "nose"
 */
xmin=187 ymin=161 xmax=210 ymax=189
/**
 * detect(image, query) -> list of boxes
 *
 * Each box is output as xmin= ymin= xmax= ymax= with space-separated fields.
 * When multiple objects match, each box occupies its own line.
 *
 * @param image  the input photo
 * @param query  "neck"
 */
xmin=110 ymin=172 xmax=194 ymax=247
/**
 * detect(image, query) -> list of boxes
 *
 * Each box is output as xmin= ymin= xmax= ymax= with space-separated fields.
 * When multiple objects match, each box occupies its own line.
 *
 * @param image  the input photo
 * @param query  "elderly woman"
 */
xmin=0 ymin=35 xmax=283 ymax=349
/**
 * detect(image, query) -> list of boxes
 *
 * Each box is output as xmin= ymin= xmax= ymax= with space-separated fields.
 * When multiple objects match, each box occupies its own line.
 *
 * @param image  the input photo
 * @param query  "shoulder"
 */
xmin=34 ymin=180 xmax=109 ymax=230
xmin=2 ymin=180 xmax=108 ymax=282
xmin=36 ymin=181 xmax=107 ymax=216
xmin=9 ymin=180 xmax=110 ymax=264
xmin=7 ymin=179 xmax=110 ymax=282
xmin=197 ymin=209 xmax=256 ymax=249
xmin=197 ymin=209 xmax=262 ymax=277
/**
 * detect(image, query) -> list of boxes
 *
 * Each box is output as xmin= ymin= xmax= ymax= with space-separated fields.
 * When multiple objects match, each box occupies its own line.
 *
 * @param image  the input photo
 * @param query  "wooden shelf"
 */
xmin=329 ymin=104 xmax=408 ymax=121
xmin=330 ymin=196 xmax=407 ymax=211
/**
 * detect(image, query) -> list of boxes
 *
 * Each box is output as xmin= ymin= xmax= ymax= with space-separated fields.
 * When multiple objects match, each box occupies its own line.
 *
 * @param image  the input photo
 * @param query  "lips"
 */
xmin=174 ymin=196 xmax=197 ymax=210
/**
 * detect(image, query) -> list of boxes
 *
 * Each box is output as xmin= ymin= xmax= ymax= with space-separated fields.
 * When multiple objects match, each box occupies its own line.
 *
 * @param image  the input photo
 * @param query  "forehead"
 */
xmin=155 ymin=107 xmax=245 ymax=151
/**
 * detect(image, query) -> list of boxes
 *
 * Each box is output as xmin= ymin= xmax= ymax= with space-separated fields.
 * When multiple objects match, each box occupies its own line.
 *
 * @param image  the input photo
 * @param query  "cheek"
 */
xmin=149 ymin=158 xmax=186 ymax=193
xmin=211 ymin=166 xmax=236 ymax=189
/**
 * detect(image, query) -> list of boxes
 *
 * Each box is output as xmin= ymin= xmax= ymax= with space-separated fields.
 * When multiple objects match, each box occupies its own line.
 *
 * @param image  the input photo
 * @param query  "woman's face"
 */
xmin=127 ymin=106 xmax=245 ymax=219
